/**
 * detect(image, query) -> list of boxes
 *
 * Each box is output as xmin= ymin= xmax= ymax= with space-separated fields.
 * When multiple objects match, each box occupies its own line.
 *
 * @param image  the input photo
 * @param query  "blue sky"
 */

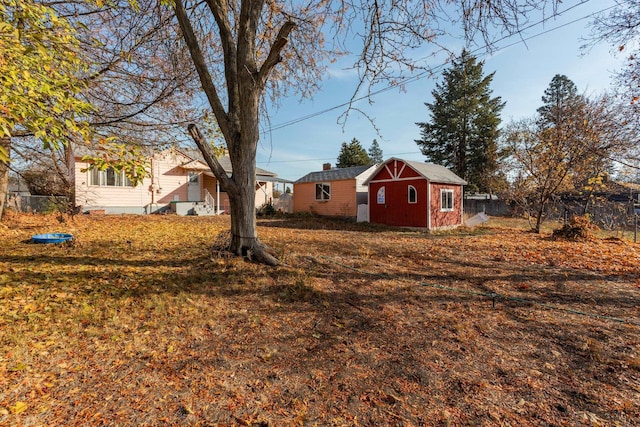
xmin=255 ymin=0 xmax=626 ymax=182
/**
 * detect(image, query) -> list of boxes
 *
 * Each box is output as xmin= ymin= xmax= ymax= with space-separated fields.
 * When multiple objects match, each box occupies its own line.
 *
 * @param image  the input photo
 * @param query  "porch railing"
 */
xmin=204 ymin=189 xmax=215 ymax=209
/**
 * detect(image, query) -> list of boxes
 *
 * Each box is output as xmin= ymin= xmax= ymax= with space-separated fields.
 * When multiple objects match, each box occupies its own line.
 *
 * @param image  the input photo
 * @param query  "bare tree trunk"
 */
xmin=0 ymin=137 xmax=10 ymax=220
xmin=227 ymin=131 xmax=279 ymax=265
xmin=534 ymin=209 xmax=543 ymax=233
xmin=533 ymin=197 xmax=548 ymax=233
xmin=187 ymin=125 xmax=279 ymax=266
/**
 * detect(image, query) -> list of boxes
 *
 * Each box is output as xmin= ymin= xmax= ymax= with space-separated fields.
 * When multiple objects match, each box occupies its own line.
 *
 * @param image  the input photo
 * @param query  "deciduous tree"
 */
xmin=506 ymin=75 xmax=634 ymax=232
xmin=4 ymin=0 xmax=208 ymax=218
xmin=0 ymin=0 xmax=92 ymax=218
xmin=587 ymin=0 xmax=640 ymax=103
xmin=415 ymin=50 xmax=505 ymax=193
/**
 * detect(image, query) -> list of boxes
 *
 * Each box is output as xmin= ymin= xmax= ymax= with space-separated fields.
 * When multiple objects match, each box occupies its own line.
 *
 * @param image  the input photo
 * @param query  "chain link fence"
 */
xmin=6 ymin=195 xmax=70 ymax=214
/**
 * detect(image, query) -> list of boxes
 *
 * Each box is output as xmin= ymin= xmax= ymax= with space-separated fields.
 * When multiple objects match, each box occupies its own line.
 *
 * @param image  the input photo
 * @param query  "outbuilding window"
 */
xmin=315 ymin=183 xmax=331 ymax=200
xmin=440 ymin=189 xmax=454 ymax=211
xmin=408 ymin=185 xmax=417 ymax=204
xmin=377 ymin=186 xmax=385 ymax=204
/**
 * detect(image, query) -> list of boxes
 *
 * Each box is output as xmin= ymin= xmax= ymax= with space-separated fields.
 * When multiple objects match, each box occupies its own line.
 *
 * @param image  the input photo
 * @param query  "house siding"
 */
xmin=255 ymin=181 xmax=274 ymax=209
xmin=201 ymin=174 xmax=230 ymax=213
xmin=293 ymin=179 xmax=358 ymax=217
xmin=74 ymin=161 xmax=153 ymax=213
xmin=75 ymin=150 xmax=200 ymax=213
xmin=153 ymin=151 xmax=192 ymax=205
xmin=74 ymin=148 xmax=276 ymax=215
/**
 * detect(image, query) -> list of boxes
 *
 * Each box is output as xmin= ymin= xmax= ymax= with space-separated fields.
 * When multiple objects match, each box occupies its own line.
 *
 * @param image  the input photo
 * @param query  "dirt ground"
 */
xmin=0 ymin=213 xmax=639 ymax=426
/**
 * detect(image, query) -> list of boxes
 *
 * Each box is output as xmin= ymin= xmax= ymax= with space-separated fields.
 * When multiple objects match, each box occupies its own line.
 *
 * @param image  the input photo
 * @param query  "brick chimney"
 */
xmin=322 ymin=163 xmax=331 ymax=171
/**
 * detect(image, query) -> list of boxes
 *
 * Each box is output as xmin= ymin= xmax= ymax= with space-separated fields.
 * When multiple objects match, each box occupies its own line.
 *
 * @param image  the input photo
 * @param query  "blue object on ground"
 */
xmin=32 ymin=233 xmax=73 ymax=244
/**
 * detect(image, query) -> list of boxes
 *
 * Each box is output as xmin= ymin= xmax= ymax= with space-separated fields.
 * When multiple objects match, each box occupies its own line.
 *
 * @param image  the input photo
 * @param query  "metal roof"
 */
xmin=363 ymin=158 xmax=467 ymax=185
xmin=295 ymin=164 xmax=376 ymax=184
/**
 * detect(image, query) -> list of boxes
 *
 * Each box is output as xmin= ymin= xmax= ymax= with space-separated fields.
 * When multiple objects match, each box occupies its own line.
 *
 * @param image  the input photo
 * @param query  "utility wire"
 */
xmin=258 ymin=150 xmax=421 ymax=164
xmin=264 ymin=0 xmax=613 ymax=134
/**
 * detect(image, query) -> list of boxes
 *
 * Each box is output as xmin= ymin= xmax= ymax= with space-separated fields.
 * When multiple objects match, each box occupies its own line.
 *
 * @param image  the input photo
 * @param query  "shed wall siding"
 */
xmin=367 ymin=159 xmax=464 ymax=229
xmin=293 ymin=179 xmax=358 ymax=217
xmin=429 ymin=183 xmax=464 ymax=229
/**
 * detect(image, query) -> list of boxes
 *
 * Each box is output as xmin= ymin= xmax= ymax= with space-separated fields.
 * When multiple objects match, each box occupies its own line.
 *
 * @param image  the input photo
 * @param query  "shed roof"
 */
xmin=364 ymin=158 xmax=467 ymax=185
xmin=295 ymin=164 xmax=376 ymax=184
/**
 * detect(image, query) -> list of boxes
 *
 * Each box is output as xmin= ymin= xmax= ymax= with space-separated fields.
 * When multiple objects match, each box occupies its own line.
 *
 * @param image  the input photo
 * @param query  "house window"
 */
xmin=188 ymin=171 xmax=199 ymax=183
xmin=89 ymin=167 xmax=133 ymax=187
xmin=441 ymin=189 xmax=454 ymax=211
xmin=377 ymin=186 xmax=385 ymax=204
xmin=408 ymin=185 xmax=417 ymax=204
xmin=315 ymin=183 xmax=331 ymax=200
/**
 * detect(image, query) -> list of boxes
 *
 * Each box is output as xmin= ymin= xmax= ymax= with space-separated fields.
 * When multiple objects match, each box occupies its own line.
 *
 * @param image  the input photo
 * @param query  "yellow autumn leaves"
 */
xmin=0 ymin=0 xmax=92 ymax=162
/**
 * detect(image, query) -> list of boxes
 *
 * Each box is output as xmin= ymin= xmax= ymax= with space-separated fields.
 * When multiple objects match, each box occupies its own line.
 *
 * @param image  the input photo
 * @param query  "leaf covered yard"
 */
xmin=0 ymin=214 xmax=639 ymax=426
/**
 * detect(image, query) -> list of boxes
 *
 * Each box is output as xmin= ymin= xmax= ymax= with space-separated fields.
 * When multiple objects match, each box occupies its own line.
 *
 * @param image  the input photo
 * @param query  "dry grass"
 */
xmin=0 ymin=212 xmax=639 ymax=426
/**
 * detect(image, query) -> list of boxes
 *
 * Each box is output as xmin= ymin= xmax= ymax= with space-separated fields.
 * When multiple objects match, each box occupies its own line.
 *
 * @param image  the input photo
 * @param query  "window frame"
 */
xmin=440 ymin=189 xmax=454 ymax=212
xmin=315 ymin=182 xmax=331 ymax=201
xmin=408 ymin=185 xmax=417 ymax=204
xmin=89 ymin=167 xmax=133 ymax=187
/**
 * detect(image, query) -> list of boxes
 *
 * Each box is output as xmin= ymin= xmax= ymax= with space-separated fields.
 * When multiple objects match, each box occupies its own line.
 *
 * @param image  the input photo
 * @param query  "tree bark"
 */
xmin=227 ymin=88 xmax=279 ymax=266
xmin=534 ymin=207 xmax=543 ymax=233
xmin=0 ymin=137 xmax=10 ymax=220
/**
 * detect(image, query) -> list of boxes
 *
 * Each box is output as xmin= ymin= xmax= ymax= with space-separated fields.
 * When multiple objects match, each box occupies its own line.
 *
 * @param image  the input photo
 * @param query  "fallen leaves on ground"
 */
xmin=0 ymin=212 xmax=638 ymax=426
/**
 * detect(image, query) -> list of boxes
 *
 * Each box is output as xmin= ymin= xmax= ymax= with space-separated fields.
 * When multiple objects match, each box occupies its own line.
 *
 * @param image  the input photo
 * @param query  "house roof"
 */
xmin=71 ymin=143 xmax=156 ymax=158
xmin=73 ymin=144 xmax=278 ymax=178
xmin=295 ymin=164 xmax=376 ymax=184
xmin=179 ymin=148 xmax=277 ymax=177
xmin=363 ymin=158 xmax=467 ymax=185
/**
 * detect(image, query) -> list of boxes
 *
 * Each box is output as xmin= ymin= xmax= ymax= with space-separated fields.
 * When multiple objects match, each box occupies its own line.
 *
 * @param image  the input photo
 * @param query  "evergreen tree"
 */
xmin=336 ymin=138 xmax=372 ymax=167
xmin=415 ymin=49 xmax=505 ymax=193
xmin=537 ymin=74 xmax=585 ymax=128
xmin=368 ymin=139 xmax=384 ymax=163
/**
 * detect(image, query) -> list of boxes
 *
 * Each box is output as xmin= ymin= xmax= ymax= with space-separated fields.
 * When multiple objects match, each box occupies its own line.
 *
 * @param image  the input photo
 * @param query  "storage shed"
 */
xmin=365 ymin=158 xmax=466 ymax=230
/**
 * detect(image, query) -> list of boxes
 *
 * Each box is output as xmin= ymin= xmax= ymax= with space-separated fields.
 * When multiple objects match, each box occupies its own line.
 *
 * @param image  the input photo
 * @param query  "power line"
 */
xmin=257 ymin=150 xmax=421 ymax=164
xmin=263 ymin=0 xmax=613 ymax=134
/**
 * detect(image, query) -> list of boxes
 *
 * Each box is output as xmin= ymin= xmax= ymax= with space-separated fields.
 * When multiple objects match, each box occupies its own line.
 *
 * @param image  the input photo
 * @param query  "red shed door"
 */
xmin=370 ymin=180 xmax=427 ymax=227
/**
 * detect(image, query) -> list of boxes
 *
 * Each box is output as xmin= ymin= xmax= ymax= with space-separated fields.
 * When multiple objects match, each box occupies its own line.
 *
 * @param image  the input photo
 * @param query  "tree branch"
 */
xmin=238 ymin=0 xmax=265 ymax=76
xmin=174 ymin=0 xmax=231 ymax=140
xmin=187 ymin=124 xmax=237 ymax=195
xmin=204 ymin=0 xmax=240 ymax=116
xmin=257 ymin=20 xmax=296 ymax=88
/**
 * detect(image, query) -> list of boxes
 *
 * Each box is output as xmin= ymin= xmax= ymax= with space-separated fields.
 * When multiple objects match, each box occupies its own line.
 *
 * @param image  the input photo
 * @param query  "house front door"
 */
xmin=187 ymin=172 xmax=201 ymax=201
